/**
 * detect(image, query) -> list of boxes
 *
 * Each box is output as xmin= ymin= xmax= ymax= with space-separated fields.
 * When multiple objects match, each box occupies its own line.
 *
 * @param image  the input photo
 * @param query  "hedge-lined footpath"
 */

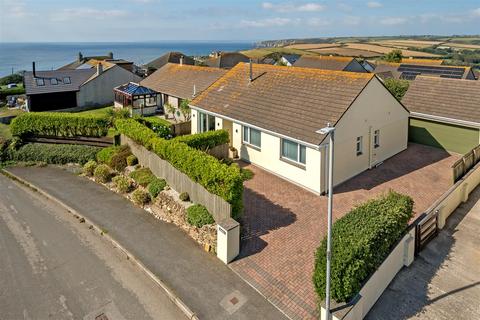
xmin=115 ymin=118 xmax=243 ymax=219
xmin=173 ymin=130 xmax=229 ymax=150
xmin=9 ymin=143 xmax=100 ymax=165
xmin=313 ymin=191 xmax=414 ymax=303
xmin=10 ymin=112 xmax=110 ymax=138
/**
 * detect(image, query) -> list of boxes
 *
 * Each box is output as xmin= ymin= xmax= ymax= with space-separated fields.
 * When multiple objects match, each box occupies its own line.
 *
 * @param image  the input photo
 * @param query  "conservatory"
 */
xmin=114 ymin=82 xmax=158 ymax=116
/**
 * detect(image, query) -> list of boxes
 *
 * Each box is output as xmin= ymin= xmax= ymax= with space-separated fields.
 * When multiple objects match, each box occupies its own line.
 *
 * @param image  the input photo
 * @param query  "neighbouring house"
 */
xmin=143 ymin=52 xmax=195 ymax=75
xmin=59 ymin=52 xmax=134 ymax=72
xmin=140 ymin=63 xmax=227 ymax=121
xmin=277 ymin=54 xmax=300 ymax=66
xmin=293 ymin=56 xmax=368 ymax=73
xmin=205 ymin=52 xmax=250 ymax=69
xmin=373 ymin=61 xmax=476 ymax=81
xmin=24 ymin=62 xmax=141 ymax=111
xmin=190 ymin=63 xmax=409 ymax=194
xmin=114 ymin=82 xmax=158 ymax=116
xmin=403 ymin=76 xmax=480 ymax=154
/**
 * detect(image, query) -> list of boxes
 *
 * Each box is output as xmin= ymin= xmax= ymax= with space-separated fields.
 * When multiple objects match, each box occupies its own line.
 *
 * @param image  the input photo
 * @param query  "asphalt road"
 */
xmin=0 ymin=174 xmax=186 ymax=320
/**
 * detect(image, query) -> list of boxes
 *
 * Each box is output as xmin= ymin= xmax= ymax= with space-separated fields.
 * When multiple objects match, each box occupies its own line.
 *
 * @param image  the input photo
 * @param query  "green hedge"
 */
xmin=115 ymin=118 xmax=243 ymax=219
xmin=173 ymin=130 xmax=229 ymax=150
xmin=9 ymin=143 xmax=100 ymax=165
xmin=10 ymin=112 xmax=110 ymax=138
xmin=313 ymin=191 xmax=414 ymax=303
xmin=134 ymin=116 xmax=172 ymax=139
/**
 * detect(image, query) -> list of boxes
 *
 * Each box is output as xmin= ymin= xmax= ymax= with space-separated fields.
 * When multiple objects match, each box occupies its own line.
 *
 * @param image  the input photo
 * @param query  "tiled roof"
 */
xmin=403 ymin=76 xmax=480 ymax=124
xmin=24 ymin=69 xmax=96 ymax=95
xmin=114 ymin=82 xmax=157 ymax=96
xmin=140 ymin=63 xmax=227 ymax=99
xmin=191 ymin=63 xmax=375 ymax=145
xmin=145 ymin=52 xmax=194 ymax=70
xmin=293 ymin=56 xmax=357 ymax=71
xmin=205 ymin=52 xmax=250 ymax=69
xmin=373 ymin=61 xmax=473 ymax=80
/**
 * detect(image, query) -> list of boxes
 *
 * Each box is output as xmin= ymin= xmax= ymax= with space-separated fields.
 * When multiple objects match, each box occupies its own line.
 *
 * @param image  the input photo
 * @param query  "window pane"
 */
xmin=207 ymin=115 xmax=215 ymax=131
xmin=299 ymin=145 xmax=306 ymax=164
xmin=243 ymin=126 xmax=249 ymax=143
xmin=199 ymin=112 xmax=207 ymax=132
xmin=282 ymin=139 xmax=298 ymax=161
xmin=63 ymin=77 xmax=71 ymax=84
xmin=250 ymin=128 xmax=261 ymax=147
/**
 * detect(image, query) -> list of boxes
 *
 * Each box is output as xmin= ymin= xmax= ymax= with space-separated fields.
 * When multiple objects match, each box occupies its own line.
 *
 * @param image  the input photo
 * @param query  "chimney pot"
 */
xmin=32 ymin=62 xmax=36 ymax=78
xmin=249 ymin=59 xmax=253 ymax=82
xmin=96 ymin=63 xmax=103 ymax=76
xmin=180 ymin=56 xmax=184 ymax=66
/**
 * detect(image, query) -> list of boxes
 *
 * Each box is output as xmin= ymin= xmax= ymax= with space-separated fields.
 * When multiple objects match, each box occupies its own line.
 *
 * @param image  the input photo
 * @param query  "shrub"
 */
xmin=313 ymin=191 xmax=414 ymax=303
xmin=96 ymin=146 xmax=119 ymax=164
xmin=187 ymin=204 xmax=215 ymax=227
xmin=179 ymin=192 xmax=190 ymax=201
xmin=83 ymin=160 xmax=97 ymax=176
xmin=173 ymin=130 xmax=229 ymax=150
xmin=129 ymin=167 xmax=156 ymax=187
xmin=0 ymin=137 xmax=10 ymax=162
xmin=115 ymin=118 xmax=243 ymax=219
xmin=126 ymin=154 xmax=138 ymax=166
xmin=10 ymin=112 xmax=110 ymax=138
xmin=131 ymin=188 xmax=151 ymax=206
xmin=148 ymin=178 xmax=167 ymax=198
xmin=135 ymin=116 xmax=172 ymax=139
xmin=94 ymin=164 xmax=112 ymax=183
xmin=112 ymin=175 xmax=133 ymax=193
xmin=109 ymin=145 xmax=132 ymax=172
xmin=384 ymin=78 xmax=410 ymax=101
xmin=10 ymin=143 xmax=100 ymax=165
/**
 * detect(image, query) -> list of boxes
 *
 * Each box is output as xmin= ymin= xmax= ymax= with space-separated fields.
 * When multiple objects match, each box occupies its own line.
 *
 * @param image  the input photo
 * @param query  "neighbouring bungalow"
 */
xmin=403 ymin=76 xmax=480 ymax=154
xmin=373 ymin=61 xmax=476 ymax=81
xmin=59 ymin=52 xmax=134 ymax=72
xmin=277 ymin=54 xmax=300 ymax=66
xmin=140 ymin=63 xmax=227 ymax=121
xmin=114 ymin=82 xmax=158 ymax=116
xmin=190 ymin=63 xmax=409 ymax=194
xmin=143 ymin=51 xmax=195 ymax=75
xmin=24 ymin=62 xmax=141 ymax=111
xmin=293 ymin=56 xmax=368 ymax=73
xmin=205 ymin=52 xmax=250 ymax=69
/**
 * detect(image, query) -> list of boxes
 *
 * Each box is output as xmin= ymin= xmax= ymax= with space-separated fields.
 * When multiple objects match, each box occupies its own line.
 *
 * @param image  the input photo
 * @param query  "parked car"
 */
xmin=7 ymin=83 xmax=18 ymax=89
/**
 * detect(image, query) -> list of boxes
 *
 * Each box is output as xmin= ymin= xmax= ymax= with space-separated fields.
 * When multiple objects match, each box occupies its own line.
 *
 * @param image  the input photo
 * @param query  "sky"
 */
xmin=1 ymin=0 xmax=479 ymax=42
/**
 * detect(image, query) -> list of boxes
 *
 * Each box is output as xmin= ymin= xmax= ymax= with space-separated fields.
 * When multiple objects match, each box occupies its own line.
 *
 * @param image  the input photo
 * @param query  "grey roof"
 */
xmin=205 ymin=52 xmax=250 ymax=69
xmin=282 ymin=54 xmax=300 ymax=65
xmin=24 ymin=69 xmax=95 ymax=95
xmin=145 ymin=52 xmax=194 ymax=71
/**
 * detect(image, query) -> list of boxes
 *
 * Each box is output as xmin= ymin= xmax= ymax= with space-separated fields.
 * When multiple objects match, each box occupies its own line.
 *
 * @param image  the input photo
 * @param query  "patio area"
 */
xmin=229 ymin=143 xmax=461 ymax=320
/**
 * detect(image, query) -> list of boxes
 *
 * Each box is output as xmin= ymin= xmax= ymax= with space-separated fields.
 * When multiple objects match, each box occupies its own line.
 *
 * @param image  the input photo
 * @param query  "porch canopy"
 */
xmin=114 ymin=82 xmax=158 ymax=110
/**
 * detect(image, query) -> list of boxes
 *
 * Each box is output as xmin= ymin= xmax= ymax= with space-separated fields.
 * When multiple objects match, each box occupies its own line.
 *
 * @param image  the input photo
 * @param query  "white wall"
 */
xmin=77 ymin=65 xmax=141 ymax=107
xmin=332 ymin=77 xmax=409 ymax=186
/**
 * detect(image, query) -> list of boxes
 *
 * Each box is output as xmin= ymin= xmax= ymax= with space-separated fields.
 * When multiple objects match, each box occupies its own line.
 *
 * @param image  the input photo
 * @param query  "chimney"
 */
xmin=193 ymin=84 xmax=196 ymax=97
xmin=249 ymin=59 xmax=253 ymax=82
xmin=32 ymin=62 xmax=37 ymax=78
xmin=78 ymin=51 xmax=83 ymax=62
xmin=180 ymin=55 xmax=184 ymax=66
xmin=108 ymin=52 xmax=113 ymax=59
xmin=96 ymin=63 xmax=103 ymax=76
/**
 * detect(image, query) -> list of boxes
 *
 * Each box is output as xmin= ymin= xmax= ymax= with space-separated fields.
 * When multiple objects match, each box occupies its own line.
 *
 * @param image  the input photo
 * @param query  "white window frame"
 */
xmin=36 ymin=78 xmax=45 ymax=86
xmin=242 ymin=126 xmax=261 ymax=149
xmin=356 ymin=136 xmax=363 ymax=156
xmin=281 ymin=138 xmax=306 ymax=166
xmin=374 ymin=129 xmax=380 ymax=148
xmin=198 ymin=111 xmax=215 ymax=133
xmin=63 ymin=77 xmax=71 ymax=84
xmin=50 ymin=78 xmax=58 ymax=85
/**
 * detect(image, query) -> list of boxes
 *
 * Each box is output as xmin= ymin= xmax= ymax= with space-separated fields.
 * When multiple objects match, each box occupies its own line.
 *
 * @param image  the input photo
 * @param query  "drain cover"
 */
xmin=220 ymin=290 xmax=247 ymax=315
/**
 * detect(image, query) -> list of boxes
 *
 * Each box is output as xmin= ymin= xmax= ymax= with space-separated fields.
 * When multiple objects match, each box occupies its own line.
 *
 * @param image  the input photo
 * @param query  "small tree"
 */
xmin=179 ymin=99 xmax=191 ymax=121
xmin=384 ymin=78 xmax=410 ymax=101
xmin=164 ymin=103 xmax=176 ymax=121
xmin=384 ymin=49 xmax=403 ymax=63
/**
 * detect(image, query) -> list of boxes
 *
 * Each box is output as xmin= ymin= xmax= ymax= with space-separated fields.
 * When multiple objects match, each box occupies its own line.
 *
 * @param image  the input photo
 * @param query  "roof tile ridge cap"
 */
xmin=287 ymin=64 xmax=373 ymax=79
xmin=191 ymin=64 xmax=241 ymax=104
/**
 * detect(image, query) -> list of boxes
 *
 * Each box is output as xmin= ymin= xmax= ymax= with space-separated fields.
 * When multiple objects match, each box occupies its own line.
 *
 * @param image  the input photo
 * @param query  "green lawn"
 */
xmin=76 ymin=106 xmax=113 ymax=116
xmin=0 ymin=123 xmax=12 ymax=139
xmin=0 ymin=106 xmax=24 ymax=117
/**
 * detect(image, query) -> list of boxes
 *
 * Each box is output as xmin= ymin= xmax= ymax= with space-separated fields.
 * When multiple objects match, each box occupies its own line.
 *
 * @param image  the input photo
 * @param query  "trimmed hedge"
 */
xmin=135 ymin=116 xmax=172 ymax=139
xmin=173 ymin=130 xmax=229 ymax=150
xmin=313 ymin=191 xmax=414 ymax=303
xmin=11 ymin=112 xmax=110 ymax=138
xmin=115 ymin=118 xmax=243 ymax=219
xmin=187 ymin=204 xmax=215 ymax=227
xmin=10 ymin=143 xmax=100 ymax=165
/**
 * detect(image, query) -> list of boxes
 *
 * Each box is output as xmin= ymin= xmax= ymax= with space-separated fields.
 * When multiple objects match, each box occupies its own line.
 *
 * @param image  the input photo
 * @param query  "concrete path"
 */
xmin=367 ymin=185 xmax=480 ymax=319
xmin=6 ymin=166 xmax=286 ymax=320
xmin=0 ymin=173 xmax=185 ymax=320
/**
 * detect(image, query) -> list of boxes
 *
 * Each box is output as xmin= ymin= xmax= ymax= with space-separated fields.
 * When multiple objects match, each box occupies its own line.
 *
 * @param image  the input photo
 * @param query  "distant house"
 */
xmin=140 ymin=63 xmax=226 ymax=120
xmin=143 ymin=52 xmax=195 ymax=75
xmin=59 ymin=52 xmax=134 ymax=72
xmin=373 ymin=61 xmax=476 ymax=81
xmin=277 ymin=54 xmax=300 ymax=66
xmin=114 ymin=82 xmax=158 ymax=116
xmin=24 ymin=62 xmax=141 ymax=111
xmin=190 ymin=63 xmax=409 ymax=193
xmin=403 ymin=76 xmax=480 ymax=154
xmin=293 ymin=56 xmax=368 ymax=73
xmin=205 ymin=52 xmax=250 ymax=69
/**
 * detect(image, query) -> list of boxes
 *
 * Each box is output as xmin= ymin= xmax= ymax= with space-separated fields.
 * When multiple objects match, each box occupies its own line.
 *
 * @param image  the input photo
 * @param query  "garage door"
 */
xmin=409 ymin=118 xmax=479 ymax=154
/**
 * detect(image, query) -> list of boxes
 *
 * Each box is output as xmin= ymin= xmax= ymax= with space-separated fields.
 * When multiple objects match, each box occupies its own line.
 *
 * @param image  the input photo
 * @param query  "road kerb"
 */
xmin=1 ymin=168 xmax=199 ymax=320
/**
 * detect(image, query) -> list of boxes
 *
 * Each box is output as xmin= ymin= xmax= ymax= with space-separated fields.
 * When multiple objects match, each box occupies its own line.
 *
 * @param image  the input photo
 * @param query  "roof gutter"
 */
xmin=410 ymin=112 xmax=480 ymax=129
xmin=190 ymin=104 xmax=322 ymax=150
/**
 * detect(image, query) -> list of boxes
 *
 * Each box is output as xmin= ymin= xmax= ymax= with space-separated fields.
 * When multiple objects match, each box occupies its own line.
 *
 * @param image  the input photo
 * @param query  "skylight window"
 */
xmin=36 ymin=78 xmax=45 ymax=86
xmin=51 ymin=78 xmax=58 ymax=85
xmin=63 ymin=77 xmax=71 ymax=84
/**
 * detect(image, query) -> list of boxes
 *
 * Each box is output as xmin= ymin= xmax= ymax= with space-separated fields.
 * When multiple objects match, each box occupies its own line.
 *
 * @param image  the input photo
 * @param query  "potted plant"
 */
xmin=229 ymin=146 xmax=238 ymax=159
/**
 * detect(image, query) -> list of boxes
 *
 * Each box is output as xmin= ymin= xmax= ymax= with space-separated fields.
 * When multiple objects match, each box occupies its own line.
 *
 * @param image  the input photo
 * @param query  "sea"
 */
xmin=0 ymin=41 xmax=256 ymax=77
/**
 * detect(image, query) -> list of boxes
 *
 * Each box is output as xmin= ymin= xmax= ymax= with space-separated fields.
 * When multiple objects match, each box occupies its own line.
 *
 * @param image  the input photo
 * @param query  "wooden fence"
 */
xmin=121 ymin=135 xmax=231 ymax=222
xmin=452 ymin=144 xmax=480 ymax=183
xmin=171 ymin=121 xmax=191 ymax=136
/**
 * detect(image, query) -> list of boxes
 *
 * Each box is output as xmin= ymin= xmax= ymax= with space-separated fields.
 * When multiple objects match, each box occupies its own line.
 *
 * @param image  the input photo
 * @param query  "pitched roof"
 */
xmin=145 ymin=52 xmax=194 ymax=70
xmin=281 ymin=54 xmax=300 ymax=65
xmin=191 ymin=63 xmax=375 ymax=145
xmin=373 ymin=61 xmax=473 ymax=80
xmin=403 ymin=76 xmax=480 ymax=124
xmin=205 ymin=52 xmax=250 ymax=69
xmin=58 ymin=54 xmax=114 ymax=70
xmin=24 ymin=69 xmax=96 ymax=95
xmin=293 ymin=56 xmax=359 ymax=71
xmin=114 ymin=82 xmax=157 ymax=96
xmin=140 ymin=63 xmax=227 ymax=99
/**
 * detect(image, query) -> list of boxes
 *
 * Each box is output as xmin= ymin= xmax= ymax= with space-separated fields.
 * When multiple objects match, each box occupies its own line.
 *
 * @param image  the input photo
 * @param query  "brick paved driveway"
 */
xmin=230 ymin=143 xmax=461 ymax=320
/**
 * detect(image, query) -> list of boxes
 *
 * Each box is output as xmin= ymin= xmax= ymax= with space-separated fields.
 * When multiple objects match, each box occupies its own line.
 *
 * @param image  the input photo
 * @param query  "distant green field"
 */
xmin=241 ymin=47 xmax=320 ymax=59
xmin=0 ymin=83 xmax=25 ymax=96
